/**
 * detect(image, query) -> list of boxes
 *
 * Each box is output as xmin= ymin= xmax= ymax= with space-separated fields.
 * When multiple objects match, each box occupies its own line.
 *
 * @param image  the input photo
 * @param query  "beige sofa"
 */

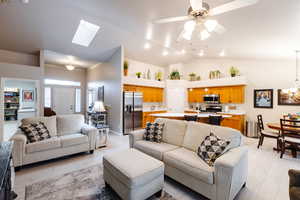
xmin=129 ymin=118 xmax=248 ymax=200
xmin=10 ymin=114 xmax=98 ymax=168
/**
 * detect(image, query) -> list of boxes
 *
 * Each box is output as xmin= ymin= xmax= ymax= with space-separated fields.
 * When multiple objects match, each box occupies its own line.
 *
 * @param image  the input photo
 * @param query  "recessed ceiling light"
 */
xmin=162 ymin=50 xmax=169 ymax=56
xmin=72 ymin=20 xmax=100 ymax=47
xmin=219 ymin=50 xmax=225 ymax=57
xmin=66 ymin=65 xmax=75 ymax=71
xmin=144 ymin=42 xmax=151 ymax=49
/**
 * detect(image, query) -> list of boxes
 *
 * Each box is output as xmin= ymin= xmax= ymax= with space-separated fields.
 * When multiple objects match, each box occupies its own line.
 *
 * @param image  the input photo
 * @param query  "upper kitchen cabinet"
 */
xmin=187 ymin=85 xmax=245 ymax=104
xmin=123 ymin=84 xmax=164 ymax=103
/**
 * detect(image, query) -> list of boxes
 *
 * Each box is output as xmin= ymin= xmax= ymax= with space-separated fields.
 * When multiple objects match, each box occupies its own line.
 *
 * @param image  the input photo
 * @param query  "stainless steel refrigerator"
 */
xmin=123 ymin=92 xmax=143 ymax=135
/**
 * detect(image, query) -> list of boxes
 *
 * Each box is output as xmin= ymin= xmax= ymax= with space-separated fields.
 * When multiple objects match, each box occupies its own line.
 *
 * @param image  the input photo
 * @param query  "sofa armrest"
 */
xmin=128 ymin=129 xmax=145 ymax=148
xmin=10 ymin=130 xmax=27 ymax=167
xmin=81 ymin=124 xmax=97 ymax=150
xmin=214 ymin=146 xmax=248 ymax=200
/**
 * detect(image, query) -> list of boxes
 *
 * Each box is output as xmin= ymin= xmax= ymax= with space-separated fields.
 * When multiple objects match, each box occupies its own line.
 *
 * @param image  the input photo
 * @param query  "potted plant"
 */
xmin=216 ymin=70 xmax=221 ymax=79
xmin=136 ymin=72 xmax=142 ymax=79
xmin=230 ymin=66 xmax=239 ymax=77
xmin=156 ymin=71 xmax=163 ymax=81
xmin=124 ymin=61 xmax=129 ymax=76
xmin=170 ymin=70 xmax=181 ymax=80
xmin=189 ymin=73 xmax=197 ymax=81
xmin=196 ymin=76 xmax=201 ymax=81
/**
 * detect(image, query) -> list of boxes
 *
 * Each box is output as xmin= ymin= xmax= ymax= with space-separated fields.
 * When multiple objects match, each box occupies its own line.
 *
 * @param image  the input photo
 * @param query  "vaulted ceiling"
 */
xmin=0 ymin=0 xmax=299 ymax=67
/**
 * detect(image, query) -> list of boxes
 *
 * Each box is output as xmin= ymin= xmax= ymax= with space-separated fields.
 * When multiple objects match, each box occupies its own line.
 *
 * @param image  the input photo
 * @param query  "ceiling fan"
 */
xmin=153 ymin=0 xmax=259 ymax=41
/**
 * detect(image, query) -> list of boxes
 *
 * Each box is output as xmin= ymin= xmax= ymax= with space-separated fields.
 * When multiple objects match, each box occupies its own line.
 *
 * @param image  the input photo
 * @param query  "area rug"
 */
xmin=25 ymin=165 xmax=176 ymax=200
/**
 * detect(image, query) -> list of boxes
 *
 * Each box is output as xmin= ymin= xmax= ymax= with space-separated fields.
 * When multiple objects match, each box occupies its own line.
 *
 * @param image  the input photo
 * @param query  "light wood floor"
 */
xmin=14 ymin=133 xmax=300 ymax=200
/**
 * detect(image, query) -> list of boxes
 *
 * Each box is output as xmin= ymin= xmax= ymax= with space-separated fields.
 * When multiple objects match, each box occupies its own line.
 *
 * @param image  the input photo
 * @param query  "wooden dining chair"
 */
xmin=280 ymin=119 xmax=300 ymax=159
xmin=257 ymin=114 xmax=281 ymax=149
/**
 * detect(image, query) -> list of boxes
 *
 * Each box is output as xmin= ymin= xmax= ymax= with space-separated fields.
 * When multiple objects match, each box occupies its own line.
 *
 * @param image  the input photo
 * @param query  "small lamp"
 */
xmin=94 ymin=101 xmax=106 ymax=112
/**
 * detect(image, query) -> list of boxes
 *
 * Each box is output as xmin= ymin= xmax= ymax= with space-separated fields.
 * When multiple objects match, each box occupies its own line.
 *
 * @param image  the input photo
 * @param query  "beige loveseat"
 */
xmin=129 ymin=118 xmax=248 ymax=200
xmin=10 ymin=114 xmax=98 ymax=168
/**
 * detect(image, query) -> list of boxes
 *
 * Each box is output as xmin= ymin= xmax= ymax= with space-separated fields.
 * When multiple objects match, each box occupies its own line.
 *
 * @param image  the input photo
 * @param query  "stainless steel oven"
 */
xmin=203 ymin=94 xmax=220 ymax=104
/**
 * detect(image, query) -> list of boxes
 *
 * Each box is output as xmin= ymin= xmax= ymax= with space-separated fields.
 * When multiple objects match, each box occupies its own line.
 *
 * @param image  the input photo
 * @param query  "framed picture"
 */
xmin=23 ymin=90 xmax=34 ymax=102
xmin=278 ymin=89 xmax=300 ymax=105
xmin=254 ymin=89 xmax=273 ymax=108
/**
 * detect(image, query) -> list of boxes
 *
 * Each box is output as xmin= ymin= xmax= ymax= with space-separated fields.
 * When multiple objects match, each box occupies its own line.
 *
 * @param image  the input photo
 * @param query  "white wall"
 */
xmin=180 ymin=58 xmax=299 ymax=125
xmin=87 ymin=46 xmax=124 ymax=134
xmin=44 ymin=64 xmax=87 ymax=114
xmin=125 ymin=58 xmax=165 ymax=80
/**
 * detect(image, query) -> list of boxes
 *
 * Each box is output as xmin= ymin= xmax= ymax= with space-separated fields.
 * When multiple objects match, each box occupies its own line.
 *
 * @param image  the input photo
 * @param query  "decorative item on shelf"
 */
xmin=229 ymin=66 xmax=239 ymax=77
xmin=136 ymin=72 xmax=142 ymax=79
xmin=209 ymin=70 xmax=221 ymax=79
xmin=147 ymin=69 xmax=151 ymax=80
xmin=196 ymin=76 xmax=201 ymax=81
xmin=155 ymin=71 xmax=163 ymax=81
xmin=189 ymin=73 xmax=197 ymax=81
xmin=278 ymin=89 xmax=300 ymax=106
xmin=169 ymin=70 xmax=181 ymax=80
xmin=123 ymin=60 xmax=129 ymax=76
xmin=254 ymin=89 xmax=273 ymax=108
xmin=142 ymin=71 xmax=146 ymax=79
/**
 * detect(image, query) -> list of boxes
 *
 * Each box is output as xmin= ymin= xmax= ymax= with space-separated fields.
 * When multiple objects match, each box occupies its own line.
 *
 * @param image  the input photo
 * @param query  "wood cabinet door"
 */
xmin=219 ymin=87 xmax=230 ymax=103
xmin=229 ymin=86 xmax=245 ymax=103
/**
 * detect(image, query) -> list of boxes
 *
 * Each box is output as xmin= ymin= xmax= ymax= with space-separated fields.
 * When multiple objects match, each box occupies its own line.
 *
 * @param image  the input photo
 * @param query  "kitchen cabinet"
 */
xmin=124 ymin=85 xmax=164 ymax=103
xmin=143 ymin=111 xmax=167 ymax=127
xmin=221 ymin=114 xmax=245 ymax=133
xmin=187 ymin=85 xmax=245 ymax=104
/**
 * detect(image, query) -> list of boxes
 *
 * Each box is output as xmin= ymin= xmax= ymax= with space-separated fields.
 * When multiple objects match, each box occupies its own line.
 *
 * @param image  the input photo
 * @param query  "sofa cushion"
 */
xmin=155 ymin=118 xmax=187 ymax=146
xmin=19 ymin=122 xmax=51 ymax=143
xmin=143 ymin=122 xmax=164 ymax=143
xmin=211 ymin=125 xmax=242 ymax=151
xmin=26 ymin=137 xmax=61 ymax=153
xmin=56 ymin=114 xmax=84 ymax=136
xmin=134 ymin=140 xmax=179 ymax=160
xmin=60 ymin=133 xmax=89 ymax=147
xmin=197 ymin=132 xmax=230 ymax=167
xmin=103 ymin=148 xmax=164 ymax=188
xmin=22 ymin=116 xmax=57 ymax=137
xmin=164 ymin=148 xmax=214 ymax=185
xmin=182 ymin=122 xmax=212 ymax=152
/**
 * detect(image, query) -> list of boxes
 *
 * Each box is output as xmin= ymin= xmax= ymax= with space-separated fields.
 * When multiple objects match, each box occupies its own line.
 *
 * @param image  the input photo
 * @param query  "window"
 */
xmin=44 ymin=87 xmax=51 ymax=107
xmin=75 ymin=88 xmax=81 ymax=113
xmin=44 ymin=79 xmax=81 ymax=87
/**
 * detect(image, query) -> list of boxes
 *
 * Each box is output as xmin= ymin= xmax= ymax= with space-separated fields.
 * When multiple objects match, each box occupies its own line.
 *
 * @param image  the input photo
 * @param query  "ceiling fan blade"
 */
xmin=190 ymin=0 xmax=203 ymax=11
xmin=153 ymin=16 xmax=192 ymax=24
xmin=209 ymin=0 xmax=259 ymax=16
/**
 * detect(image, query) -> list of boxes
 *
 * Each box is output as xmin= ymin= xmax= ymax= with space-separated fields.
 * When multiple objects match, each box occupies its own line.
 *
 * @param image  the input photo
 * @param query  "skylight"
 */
xmin=72 ymin=20 xmax=100 ymax=47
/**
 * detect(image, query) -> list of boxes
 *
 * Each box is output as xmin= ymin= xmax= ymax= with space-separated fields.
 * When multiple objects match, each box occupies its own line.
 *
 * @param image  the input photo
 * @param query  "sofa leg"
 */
xmin=155 ymin=189 xmax=163 ymax=197
xmin=89 ymin=150 xmax=94 ymax=154
xmin=14 ymin=166 xmax=21 ymax=172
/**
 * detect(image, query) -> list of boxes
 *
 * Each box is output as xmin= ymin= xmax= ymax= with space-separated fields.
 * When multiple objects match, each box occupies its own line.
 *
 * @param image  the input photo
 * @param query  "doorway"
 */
xmin=1 ymin=78 xmax=40 ymax=141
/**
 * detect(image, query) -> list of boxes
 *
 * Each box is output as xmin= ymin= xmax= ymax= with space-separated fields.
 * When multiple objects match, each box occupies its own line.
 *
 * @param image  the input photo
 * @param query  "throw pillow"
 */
xmin=144 ymin=122 xmax=164 ymax=143
xmin=197 ymin=132 xmax=230 ymax=167
xmin=19 ymin=122 xmax=51 ymax=143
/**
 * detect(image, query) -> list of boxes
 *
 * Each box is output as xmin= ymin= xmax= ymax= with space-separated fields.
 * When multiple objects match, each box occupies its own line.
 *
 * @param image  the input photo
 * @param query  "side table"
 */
xmin=95 ymin=124 xmax=109 ymax=148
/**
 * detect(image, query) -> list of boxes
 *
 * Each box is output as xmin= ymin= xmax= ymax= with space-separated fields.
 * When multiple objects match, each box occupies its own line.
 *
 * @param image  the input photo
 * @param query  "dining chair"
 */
xmin=208 ymin=115 xmax=222 ymax=126
xmin=184 ymin=115 xmax=198 ymax=122
xmin=257 ymin=114 xmax=281 ymax=149
xmin=280 ymin=119 xmax=300 ymax=159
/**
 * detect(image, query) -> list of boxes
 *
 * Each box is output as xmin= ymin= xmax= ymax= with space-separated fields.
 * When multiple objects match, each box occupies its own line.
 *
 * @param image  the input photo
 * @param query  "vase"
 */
xmin=124 ymin=69 xmax=128 ymax=76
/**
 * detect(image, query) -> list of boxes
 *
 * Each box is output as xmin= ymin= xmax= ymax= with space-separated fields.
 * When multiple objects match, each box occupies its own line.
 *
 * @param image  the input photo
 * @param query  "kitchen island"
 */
xmin=150 ymin=112 xmax=232 ymax=119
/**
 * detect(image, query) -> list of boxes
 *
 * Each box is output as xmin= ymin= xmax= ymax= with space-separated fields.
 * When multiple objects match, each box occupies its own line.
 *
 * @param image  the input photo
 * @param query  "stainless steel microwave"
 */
xmin=203 ymin=94 xmax=220 ymax=104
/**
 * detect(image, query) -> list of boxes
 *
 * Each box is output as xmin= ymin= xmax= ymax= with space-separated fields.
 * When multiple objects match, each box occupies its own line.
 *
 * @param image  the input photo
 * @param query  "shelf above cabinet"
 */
xmin=187 ymin=76 xmax=247 ymax=89
xmin=123 ymin=76 xmax=165 ymax=88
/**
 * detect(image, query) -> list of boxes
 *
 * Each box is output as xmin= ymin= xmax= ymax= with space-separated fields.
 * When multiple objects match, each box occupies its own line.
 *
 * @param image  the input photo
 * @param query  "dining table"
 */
xmin=267 ymin=122 xmax=300 ymax=158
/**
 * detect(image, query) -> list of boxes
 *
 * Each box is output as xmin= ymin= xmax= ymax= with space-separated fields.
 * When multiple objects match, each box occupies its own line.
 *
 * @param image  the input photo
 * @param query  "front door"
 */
xmin=53 ymin=87 xmax=75 ymax=115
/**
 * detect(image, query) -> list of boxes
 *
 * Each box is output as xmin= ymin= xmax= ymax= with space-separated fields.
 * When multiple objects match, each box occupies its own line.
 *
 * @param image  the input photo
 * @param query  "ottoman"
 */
xmin=103 ymin=148 xmax=165 ymax=200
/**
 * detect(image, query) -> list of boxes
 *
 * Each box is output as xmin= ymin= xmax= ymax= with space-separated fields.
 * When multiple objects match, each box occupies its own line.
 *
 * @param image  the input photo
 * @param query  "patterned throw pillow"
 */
xmin=143 ymin=122 xmax=164 ymax=143
xmin=197 ymin=132 xmax=230 ymax=167
xmin=20 ymin=122 xmax=51 ymax=143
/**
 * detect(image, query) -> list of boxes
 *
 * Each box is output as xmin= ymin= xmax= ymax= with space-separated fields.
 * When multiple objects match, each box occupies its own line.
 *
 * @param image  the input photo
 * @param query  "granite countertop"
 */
xmin=0 ymin=141 xmax=13 ymax=188
xmin=150 ymin=112 xmax=232 ymax=118
xmin=185 ymin=109 xmax=246 ymax=116
xmin=143 ymin=109 xmax=167 ymax=112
